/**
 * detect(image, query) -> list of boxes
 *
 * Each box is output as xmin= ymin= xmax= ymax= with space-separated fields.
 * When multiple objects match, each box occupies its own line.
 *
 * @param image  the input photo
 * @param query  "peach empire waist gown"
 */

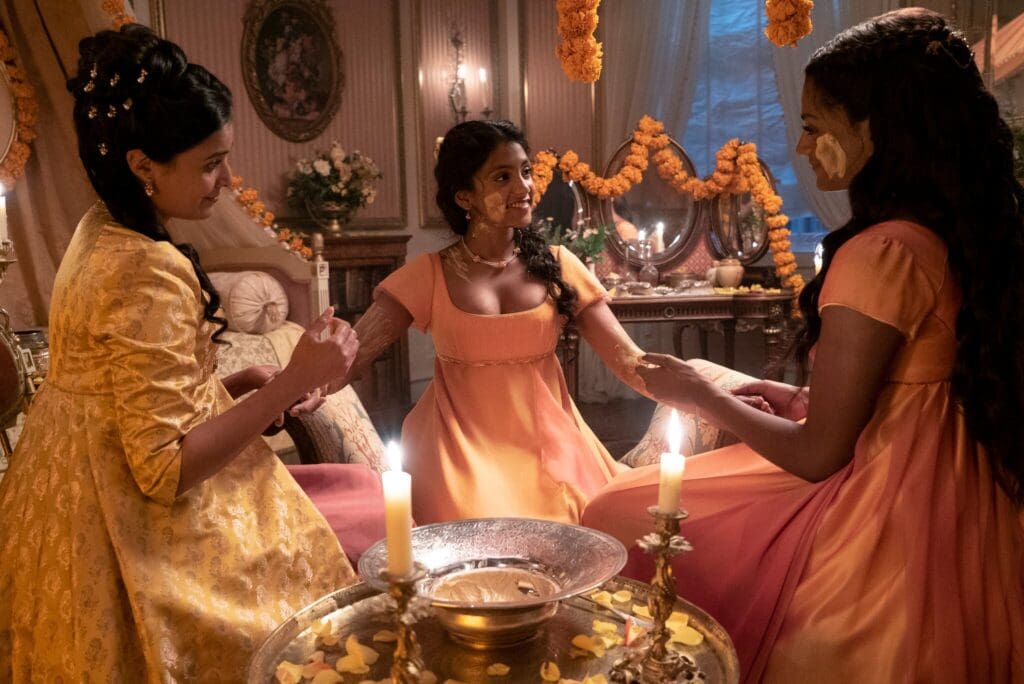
xmin=0 ymin=204 xmax=356 ymax=682
xmin=583 ymin=221 xmax=1024 ymax=682
xmin=376 ymin=246 xmax=625 ymax=525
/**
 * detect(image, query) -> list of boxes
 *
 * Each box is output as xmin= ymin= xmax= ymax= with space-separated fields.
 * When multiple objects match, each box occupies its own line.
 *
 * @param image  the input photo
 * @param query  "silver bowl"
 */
xmin=358 ymin=517 xmax=627 ymax=648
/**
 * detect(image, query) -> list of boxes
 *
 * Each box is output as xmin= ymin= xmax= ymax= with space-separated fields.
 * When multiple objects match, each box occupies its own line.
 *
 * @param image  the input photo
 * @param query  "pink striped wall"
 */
xmin=163 ymin=0 xmax=404 ymax=227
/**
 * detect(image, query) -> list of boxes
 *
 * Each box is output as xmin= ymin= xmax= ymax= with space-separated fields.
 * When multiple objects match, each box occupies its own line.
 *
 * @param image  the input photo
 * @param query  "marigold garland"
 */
xmin=555 ymin=0 xmax=603 ymax=83
xmin=0 ymin=29 xmax=38 ymax=191
xmin=531 ymin=115 xmax=806 ymax=297
xmin=102 ymin=0 xmax=135 ymax=29
xmin=230 ymin=176 xmax=313 ymax=260
xmin=764 ymin=0 xmax=814 ymax=48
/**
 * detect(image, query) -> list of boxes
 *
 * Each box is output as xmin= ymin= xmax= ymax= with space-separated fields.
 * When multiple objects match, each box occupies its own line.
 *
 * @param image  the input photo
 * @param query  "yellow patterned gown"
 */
xmin=0 ymin=204 xmax=356 ymax=682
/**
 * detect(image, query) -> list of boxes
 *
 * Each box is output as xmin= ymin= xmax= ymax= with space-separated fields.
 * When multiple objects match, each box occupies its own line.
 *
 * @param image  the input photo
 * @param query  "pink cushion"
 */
xmin=288 ymin=463 xmax=388 ymax=565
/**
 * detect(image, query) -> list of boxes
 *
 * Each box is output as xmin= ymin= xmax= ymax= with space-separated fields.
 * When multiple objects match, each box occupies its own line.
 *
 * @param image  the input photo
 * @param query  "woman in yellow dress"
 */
xmin=334 ymin=120 xmax=651 ymax=525
xmin=0 ymin=26 xmax=360 ymax=681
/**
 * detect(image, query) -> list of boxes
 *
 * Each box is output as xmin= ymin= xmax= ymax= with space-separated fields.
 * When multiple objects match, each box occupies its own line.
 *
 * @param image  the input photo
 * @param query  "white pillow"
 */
xmin=208 ymin=271 xmax=290 ymax=334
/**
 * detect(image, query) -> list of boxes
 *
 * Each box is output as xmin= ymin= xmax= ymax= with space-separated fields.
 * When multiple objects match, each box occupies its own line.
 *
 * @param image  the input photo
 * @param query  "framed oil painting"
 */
xmin=241 ymin=0 xmax=344 ymax=142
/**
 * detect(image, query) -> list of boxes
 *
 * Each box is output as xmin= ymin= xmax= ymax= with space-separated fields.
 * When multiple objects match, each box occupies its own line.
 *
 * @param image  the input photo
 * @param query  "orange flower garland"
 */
xmin=230 ymin=176 xmax=313 ymax=260
xmin=555 ymin=0 xmax=603 ymax=83
xmin=0 ymin=30 xmax=38 ymax=191
xmin=764 ymin=0 xmax=814 ymax=48
xmin=102 ymin=0 xmax=135 ymax=29
xmin=531 ymin=116 xmax=806 ymax=296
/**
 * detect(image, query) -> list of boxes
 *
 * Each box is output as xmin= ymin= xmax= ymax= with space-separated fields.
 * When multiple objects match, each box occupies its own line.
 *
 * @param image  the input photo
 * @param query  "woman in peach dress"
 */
xmin=333 ymin=120 xmax=650 ymax=524
xmin=583 ymin=9 xmax=1024 ymax=682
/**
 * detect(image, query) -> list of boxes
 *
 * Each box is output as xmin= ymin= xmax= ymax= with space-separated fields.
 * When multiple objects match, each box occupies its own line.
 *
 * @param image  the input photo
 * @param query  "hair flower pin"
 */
xmin=87 ymin=105 xmax=98 ymax=119
xmin=98 ymin=143 xmax=109 ymax=156
xmin=122 ymin=98 xmax=132 ymax=110
xmin=83 ymin=80 xmax=95 ymax=93
xmin=137 ymin=68 xmax=147 ymax=84
xmin=89 ymin=64 xmax=98 ymax=79
xmin=106 ymin=105 xmax=117 ymax=118
xmin=109 ymin=73 xmax=120 ymax=87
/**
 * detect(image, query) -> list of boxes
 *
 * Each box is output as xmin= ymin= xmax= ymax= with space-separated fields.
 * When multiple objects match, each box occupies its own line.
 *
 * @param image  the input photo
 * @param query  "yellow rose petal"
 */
xmin=334 ymin=654 xmax=369 ymax=675
xmin=611 ymin=590 xmax=633 ymax=603
xmin=631 ymin=604 xmax=652 ymax=619
xmin=302 ymin=659 xmax=333 ymax=679
xmin=666 ymin=611 xmax=690 ymax=631
xmin=274 ymin=661 xmax=302 ymax=684
xmin=671 ymin=624 xmax=705 ymax=646
xmin=485 ymin=663 xmax=510 ymax=676
xmin=590 ymin=590 xmax=614 ymax=609
xmin=345 ymin=634 xmax=380 ymax=665
xmin=571 ymin=634 xmax=606 ymax=657
xmin=310 ymin=671 xmax=344 ymax=684
xmin=540 ymin=660 xmax=561 ymax=681
xmin=372 ymin=630 xmax=397 ymax=643
xmin=592 ymin=619 xmax=619 ymax=635
xmin=583 ymin=676 xmax=610 ymax=684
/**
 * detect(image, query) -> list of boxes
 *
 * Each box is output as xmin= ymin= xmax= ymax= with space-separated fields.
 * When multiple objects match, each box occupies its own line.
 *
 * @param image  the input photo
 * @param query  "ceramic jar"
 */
xmin=706 ymin=258 xmax=745 ymax=288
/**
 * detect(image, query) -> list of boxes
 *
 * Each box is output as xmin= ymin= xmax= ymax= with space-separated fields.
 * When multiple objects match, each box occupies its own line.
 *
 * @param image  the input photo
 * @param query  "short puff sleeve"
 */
xmin=374 ymin=253 xmax=435 ymax=332
xmin=93 ymin=240 xmax=213 ymax=505
xmin=556 ymin=246 xmax=610 ymax=315
xmin=819 ymin=231 xmax=936 ymax=339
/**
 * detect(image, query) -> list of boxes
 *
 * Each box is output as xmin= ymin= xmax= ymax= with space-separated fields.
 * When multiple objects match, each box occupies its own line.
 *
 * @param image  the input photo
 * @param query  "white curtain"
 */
xmin=578 ymin=0 xmax=710 ymax=403
xmin=771 ymin=0 xmax=903 ymax=229
xmin=598 ymin=0 xmax=711 ymax=159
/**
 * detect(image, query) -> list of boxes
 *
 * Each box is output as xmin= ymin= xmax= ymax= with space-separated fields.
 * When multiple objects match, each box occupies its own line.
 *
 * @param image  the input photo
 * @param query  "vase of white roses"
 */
xmin=286 ymin=141 xmax=382 ymax=235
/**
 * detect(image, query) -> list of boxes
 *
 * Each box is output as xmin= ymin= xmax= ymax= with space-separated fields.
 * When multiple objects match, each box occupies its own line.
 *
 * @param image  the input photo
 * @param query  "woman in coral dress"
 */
xmin=0 ymin=27 xmax=360 ymax=681
xmin=583 ymin=9 xmax=1024 ymax=682
xmin=337 ymin=120 xmax=648 ymax=524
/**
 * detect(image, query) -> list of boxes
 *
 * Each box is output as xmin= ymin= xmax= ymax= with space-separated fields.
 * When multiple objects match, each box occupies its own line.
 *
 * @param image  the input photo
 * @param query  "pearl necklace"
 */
xmin=461 ymin=239 xmax=521 ymax=269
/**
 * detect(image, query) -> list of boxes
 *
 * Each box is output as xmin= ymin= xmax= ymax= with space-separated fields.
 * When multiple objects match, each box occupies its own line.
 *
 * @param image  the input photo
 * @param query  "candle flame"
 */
xmin=667 ymin=409 xmax=683 ymax=457
xmin=478 ymin=67 xmax=488 ymax=83
xmin=386 ymin=440 xmax=403 ymax=473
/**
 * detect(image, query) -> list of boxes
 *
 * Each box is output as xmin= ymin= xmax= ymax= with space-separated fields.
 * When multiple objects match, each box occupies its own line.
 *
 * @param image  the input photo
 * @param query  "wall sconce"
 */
xmin=447 ymin=28 xmax=492 ymax=124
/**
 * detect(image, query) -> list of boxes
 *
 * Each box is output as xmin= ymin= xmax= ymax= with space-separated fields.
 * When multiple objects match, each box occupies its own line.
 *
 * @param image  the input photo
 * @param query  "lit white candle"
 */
xmin=478 ymin=67 xmax=488 ymax=84
xmin=657 ymin=410 xmax=685 ymax=513
xmin=0 ymin=184 xmax=7 ymax=244
xmin=382 ymin=441 xmax=413 ymax=576
xmin=638 ymin=228 xmax=647 ymax=243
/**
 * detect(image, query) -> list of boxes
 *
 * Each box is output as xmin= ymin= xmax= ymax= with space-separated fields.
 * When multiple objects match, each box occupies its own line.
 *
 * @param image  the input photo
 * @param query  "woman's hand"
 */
xmin=732 ymin=380 xmax=809 ymax=421
xmin=245 ymin=365 xmax=325 ymax=432
xmin=280 ymin=307 xmax=360 ymax=395
xmin=635 ymin=353 xmax=717 ymax=413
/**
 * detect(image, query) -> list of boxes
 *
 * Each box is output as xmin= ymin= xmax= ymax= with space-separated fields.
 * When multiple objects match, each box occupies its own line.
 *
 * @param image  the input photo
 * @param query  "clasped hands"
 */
xmin=637 ymin=353 xmax=809 ymax=421
xmin=249 ymin=308 xmax=361 ymax=432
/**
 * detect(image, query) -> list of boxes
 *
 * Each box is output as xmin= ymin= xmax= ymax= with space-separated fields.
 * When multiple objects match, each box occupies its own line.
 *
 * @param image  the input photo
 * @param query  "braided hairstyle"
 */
xmin=793 ymin=8 xmax=1024 ymax=504
xmin=435 ymin=120 xmax=578 ymax=323
xmin=66 ymin=24 xmax=230 ymax=341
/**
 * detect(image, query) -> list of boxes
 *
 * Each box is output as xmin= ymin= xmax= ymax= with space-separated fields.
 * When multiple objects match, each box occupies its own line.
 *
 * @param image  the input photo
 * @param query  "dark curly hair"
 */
xmin=793 ymin=8 xmax=1024 ymax=504
xmin=66 ymin=24 xmax=230 ymax=341
xmin=434 ymin=120 xmax=578 ymax=322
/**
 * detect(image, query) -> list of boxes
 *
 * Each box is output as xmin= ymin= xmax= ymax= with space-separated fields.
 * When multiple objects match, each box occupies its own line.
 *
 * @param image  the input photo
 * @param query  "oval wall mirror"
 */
xmin=597 ymin=137 xmax=702 ymax=269
xmin=533 ymin=168 xmax=586 ymax=233
xmin=706 ymin=159 xmax=776 ymax=265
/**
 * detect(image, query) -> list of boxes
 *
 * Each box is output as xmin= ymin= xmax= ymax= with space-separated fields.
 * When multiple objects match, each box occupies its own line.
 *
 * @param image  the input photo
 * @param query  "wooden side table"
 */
xmin=560 ymin=292 xmax=795 ymax=399
xmin=319 ymin=230 xmax=413 ymax=437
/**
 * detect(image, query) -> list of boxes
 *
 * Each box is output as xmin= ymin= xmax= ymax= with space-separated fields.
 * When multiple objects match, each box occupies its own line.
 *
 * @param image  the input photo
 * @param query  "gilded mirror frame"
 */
xmin=595 ymin=137 xmax=704 ymax=271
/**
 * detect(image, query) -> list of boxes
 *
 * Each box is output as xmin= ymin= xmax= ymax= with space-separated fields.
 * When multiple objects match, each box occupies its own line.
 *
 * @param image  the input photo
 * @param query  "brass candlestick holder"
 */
xmin=380 ymin=564 xmax=430 ymax=683
xmin=610 ymin=506 xmax=700 ymax=683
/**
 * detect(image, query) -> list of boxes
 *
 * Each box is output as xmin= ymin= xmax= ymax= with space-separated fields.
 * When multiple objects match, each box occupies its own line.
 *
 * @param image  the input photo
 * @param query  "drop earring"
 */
xmin=143 ymin=179 xmax=155 ymax=197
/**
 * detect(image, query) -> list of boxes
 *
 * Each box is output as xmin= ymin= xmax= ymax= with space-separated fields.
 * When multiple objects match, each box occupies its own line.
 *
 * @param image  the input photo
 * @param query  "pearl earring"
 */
xmin=143 ymin=179 xmax=155 ymax=197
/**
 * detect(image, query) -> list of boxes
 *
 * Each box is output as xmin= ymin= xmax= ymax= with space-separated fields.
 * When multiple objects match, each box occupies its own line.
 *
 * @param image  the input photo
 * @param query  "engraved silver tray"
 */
xmin=247 ymin=575 xmax=740 ymax=683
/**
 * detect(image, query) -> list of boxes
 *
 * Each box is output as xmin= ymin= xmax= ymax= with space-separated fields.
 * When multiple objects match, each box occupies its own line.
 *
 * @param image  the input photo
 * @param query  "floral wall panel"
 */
xmin=414 ymin=0 xmax=499 ymax=228
xmin=521 ymin=0 xmax=595 ymax=167
xmin=163 ymin=0 xmax=404 ymax=227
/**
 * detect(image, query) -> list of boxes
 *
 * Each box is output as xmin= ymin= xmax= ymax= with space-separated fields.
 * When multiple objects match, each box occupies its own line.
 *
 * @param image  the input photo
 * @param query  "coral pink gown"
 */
xmin=376 ymin=246 xmax=625 ymax=525
xmin=583 ymin=221 xmax=1024 ymax=682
